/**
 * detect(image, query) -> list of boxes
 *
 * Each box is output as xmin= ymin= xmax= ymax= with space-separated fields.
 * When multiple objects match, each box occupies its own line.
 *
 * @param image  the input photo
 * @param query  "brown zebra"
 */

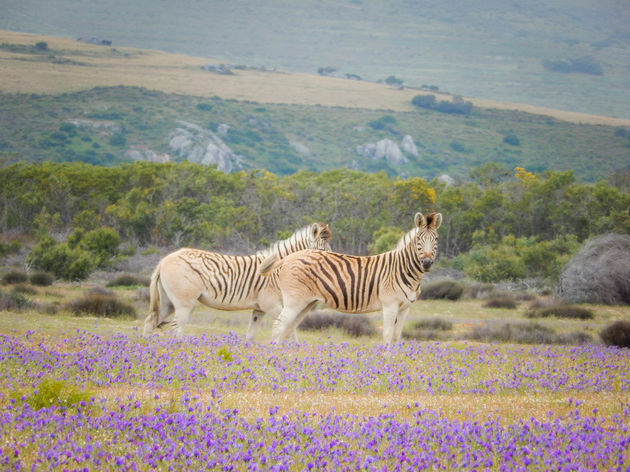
xmin=259 ymin=212 xmax=441 ymax=347
xmin=142 ymin=223 xmax=332 ymax=338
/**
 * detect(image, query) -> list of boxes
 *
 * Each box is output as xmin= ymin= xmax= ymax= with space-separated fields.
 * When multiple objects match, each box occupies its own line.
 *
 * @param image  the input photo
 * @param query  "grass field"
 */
xmin=2 ymin=29 xmax=630 ymax=128
xmin=1 ymin=280 xmax=629 ymax=469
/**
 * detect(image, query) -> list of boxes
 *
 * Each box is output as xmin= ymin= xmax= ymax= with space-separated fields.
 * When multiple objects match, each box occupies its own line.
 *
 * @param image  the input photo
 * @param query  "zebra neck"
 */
xmin=391 ymin=245 xmax=426 ymax=288
xmin=257 ymin=231 xmax=308 ymax=259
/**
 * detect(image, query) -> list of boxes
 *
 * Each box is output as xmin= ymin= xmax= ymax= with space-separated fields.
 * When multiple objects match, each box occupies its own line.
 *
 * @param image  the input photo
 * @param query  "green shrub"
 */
xmin=503 ymin=134 xmax=520 ymax=146
xmin=217 ymin=346 xmax=234 ymax=362
xmin=20 ymin=379 xmax=92 ymax=411
xmin=600 ymin=321 xmax=630 ymax=348
xmin=29 ymin=271 xmax=54 ymax=286
xmin=2 ymin=271 xmax=28 ymax=285
xmin=0 ymin=289 xmax=32 ymax=311
xmin=67 ymin=293 xmax=136 ymax=318
xmin=79 ymin=227 xmax=121 ymax=268
xmin=27 ymin=236 xmax=96 ymax=280
xmin=106 ymin=273 xmax=149 ymax=287
xmin=420 ymin=279 xmax=463 ymax=300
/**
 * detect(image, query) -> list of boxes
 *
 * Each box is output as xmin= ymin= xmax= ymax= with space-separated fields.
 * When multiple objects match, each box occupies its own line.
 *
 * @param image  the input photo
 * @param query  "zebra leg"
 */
xmin=393 ymin=307 xmax=410 ymax=343
xmin=171 ymin=301 xmax=194 ymax=338
xmin=381 ymin=304 xmax=400 ymax=348
xmin=245 ymin=309 xmax=265 ymax=341
xmin=271 ymin=301 xmax=315 ymax=343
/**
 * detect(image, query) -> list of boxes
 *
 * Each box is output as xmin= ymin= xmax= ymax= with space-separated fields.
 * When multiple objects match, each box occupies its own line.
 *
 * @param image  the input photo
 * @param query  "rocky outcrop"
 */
xmin=356 ymin=139 xmax=407 ymax=166
xmin=289 ymin=140 xmax=312 ymax=157
xmin=401 ymin=135 xmax=418 ymax=157
xmin=168 ymin=121 xmax=243 ymax=173
xmin=356 ymin=135 xmax=421 ymax=167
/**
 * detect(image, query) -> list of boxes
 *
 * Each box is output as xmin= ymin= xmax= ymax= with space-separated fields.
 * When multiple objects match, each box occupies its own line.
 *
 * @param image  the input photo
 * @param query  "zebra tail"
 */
xmin=258 ymin=253 xmax=283 ymax=277
xmin=143 ymin=265 xmax=162 ymax=336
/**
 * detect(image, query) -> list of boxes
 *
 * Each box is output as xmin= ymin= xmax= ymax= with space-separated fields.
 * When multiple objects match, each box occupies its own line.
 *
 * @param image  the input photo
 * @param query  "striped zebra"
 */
xmin=259 ymin=212 xmax=442 ymax=347
xmin=142 ymin=223 xmax=332 ymax=338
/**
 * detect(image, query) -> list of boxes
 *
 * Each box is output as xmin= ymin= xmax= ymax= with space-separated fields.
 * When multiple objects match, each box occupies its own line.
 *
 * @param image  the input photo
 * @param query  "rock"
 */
xmin=217 ymin=123 xmax=230 ymax=136
xmin=169 ymin=121 xmax=243 ymax=173
xmin=289 ymin=140 xmax=312 ymax=157
xmin=356 ymin=138 xmax=407 ymax=166
xmin=401 ymin=135 xmax=418 ymax=157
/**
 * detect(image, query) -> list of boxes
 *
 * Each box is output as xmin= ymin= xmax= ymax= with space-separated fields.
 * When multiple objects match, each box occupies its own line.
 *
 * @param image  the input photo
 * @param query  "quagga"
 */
xmin=259 ymin=212 xmax=441 ymax=347
xmin=142 ymin=223 xmax=332 ymax=338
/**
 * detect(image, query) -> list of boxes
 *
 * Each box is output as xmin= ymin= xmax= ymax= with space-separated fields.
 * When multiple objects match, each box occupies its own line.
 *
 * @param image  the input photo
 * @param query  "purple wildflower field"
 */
xmin=1 ymin=329 xmax=629 ymax=471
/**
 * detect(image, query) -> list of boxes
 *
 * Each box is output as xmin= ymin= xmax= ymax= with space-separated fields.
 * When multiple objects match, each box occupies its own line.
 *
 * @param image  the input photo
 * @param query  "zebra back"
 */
xmin=256 ymin=222 xmax=331 ymax=259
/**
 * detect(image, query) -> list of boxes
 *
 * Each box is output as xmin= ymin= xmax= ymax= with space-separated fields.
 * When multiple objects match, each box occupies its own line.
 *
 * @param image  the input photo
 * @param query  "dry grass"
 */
xmin=2 ymin=30 xmax=629 ymax=127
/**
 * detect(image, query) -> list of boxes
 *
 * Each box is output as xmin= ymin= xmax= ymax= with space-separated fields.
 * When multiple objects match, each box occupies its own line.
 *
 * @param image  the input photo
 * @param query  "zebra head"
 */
xmin=413 ymin=212 xmax=442 ymax=271
xmin=311 ymin=222 xmax=332 ymax=251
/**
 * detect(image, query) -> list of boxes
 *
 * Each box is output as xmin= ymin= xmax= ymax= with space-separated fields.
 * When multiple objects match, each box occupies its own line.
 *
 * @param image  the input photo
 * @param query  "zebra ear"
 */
xmin=428 ymin=213 xmax=443 ymax=229
xmin=312 ymin=223 xmax=320 ymax=238
xmin=414 ymin=212 xmax=426 ymax=228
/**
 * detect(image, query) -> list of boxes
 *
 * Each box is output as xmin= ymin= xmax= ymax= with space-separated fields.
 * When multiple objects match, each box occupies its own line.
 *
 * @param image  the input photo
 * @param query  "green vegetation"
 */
xmin=1 ymin=87 xmax=629 ymax=180
xmin=1 ymin=160 xmax=628 ymax=282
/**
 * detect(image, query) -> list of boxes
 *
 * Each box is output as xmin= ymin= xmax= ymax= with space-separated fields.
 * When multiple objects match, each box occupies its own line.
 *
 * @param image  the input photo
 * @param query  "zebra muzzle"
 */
xmin=421 ymin=258 xmax=433 ymax=271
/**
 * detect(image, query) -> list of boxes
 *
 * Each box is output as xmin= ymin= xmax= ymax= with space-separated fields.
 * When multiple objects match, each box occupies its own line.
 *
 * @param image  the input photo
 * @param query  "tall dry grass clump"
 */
xmin=299 ymin=311 xmax=375 ymax=338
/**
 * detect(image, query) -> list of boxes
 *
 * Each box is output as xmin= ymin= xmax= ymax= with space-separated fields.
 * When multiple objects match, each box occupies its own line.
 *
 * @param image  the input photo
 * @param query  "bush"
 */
xmin=526 ymin=302 xmax=594 ymax=320
xmin=503 ymin=134 xmax=520 ymax=146
xmin=106 ymin=273 xmax=149 ymax=287
xmin=542 ymin=56 xmax=603 ymax=75
xmin=404 ymin=318 xmax=452 ymax=341
xmin=600 ymin=321 xmax=630 ymax=348
xmin=298 ymin=311 xmax=375 ymax=337
xmin=11 ymin=284 xmax=37 ymax=295
xmin=29 ymin=271 xmax=54 ymax=286
xmin=2 ymin=271 xmax=28 ymax=285
xmin=483 ymin=297 xmax=518 ymax=309
xmin=67 ymin=293 xmax=136 ymax=318
xmin=466 ymin=283 xmax=495 ymax=299
xmin=464 ymin=321 xmax=592 ymax=345
xmin=0 ymin=289 xmax=32 ymax=311
xmin=558 ymin=234 xmax=630 ymax=305
xmin=27 ymin=236 xmax=95 ymax=280
xmin=420 ymin=279 xmax=463 ymax=300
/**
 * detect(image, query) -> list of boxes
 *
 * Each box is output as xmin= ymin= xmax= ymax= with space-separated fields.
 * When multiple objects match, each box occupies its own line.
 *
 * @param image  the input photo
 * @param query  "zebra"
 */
xmin=142 ymin=222 xmax=332 ymax=338
xmin=259 ymin=212 xmax=441 ymax=347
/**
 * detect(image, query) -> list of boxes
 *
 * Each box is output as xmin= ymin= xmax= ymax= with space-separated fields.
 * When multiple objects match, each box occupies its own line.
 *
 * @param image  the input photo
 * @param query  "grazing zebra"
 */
xmin=142 ymin=223 xmax=332 ymax=338
xmin=259 ymin=212 xmax=442 ymax=347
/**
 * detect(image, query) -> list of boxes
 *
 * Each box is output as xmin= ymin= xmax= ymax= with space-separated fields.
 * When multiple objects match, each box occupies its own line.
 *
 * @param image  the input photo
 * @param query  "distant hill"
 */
xmin=1 ymin=0 xmax=629 ymax=119
xmin=0 ymin=31 xmax=629 ymax=181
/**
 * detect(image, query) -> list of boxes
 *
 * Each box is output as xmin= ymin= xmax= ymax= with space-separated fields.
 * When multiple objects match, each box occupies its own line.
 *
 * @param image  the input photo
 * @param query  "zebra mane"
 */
xmin=256 ymin=223 xmax=330 ymax=259
xmin=394 ymin=226 xmax=420 ymax=251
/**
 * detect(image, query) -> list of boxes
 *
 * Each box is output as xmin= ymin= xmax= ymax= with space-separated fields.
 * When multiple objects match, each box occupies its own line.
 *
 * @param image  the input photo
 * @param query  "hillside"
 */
xmin=1 ymin=31 xmax=629 ymax=180
xmin=1 ymin=1 xmax=629 ymax=119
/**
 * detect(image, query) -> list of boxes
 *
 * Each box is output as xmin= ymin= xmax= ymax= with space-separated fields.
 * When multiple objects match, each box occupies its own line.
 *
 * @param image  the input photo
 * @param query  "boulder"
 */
xmin=401 ymin=135 xmax=418 ymax=157
xmin=356 ymin=139 xmax=407 ymax=166
xmin=169 ymin=121 xmax=242 ymax=173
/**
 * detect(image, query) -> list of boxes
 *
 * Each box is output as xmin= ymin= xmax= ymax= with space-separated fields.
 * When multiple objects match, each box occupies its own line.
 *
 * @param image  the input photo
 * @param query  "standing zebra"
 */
xmin=259 ymin=212 xmax=441 ymax=347
xmin=143 ymin=223 xmax=332 ymax=338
